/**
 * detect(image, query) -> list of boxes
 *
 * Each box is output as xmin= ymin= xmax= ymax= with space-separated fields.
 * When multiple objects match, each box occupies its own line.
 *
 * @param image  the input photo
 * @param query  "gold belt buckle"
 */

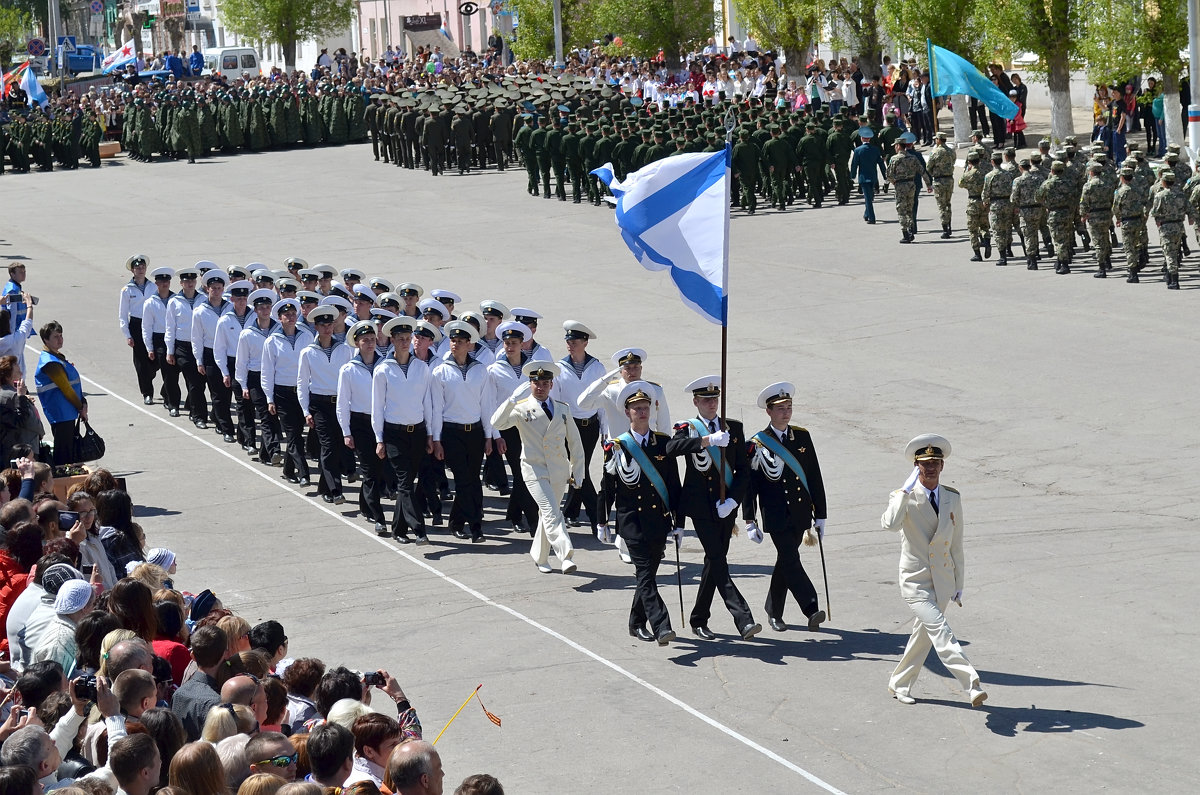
xmin=406 ymin=424 xmax=414 ymax=432
xmin=463 ymin=423 xmax=473 ymax=431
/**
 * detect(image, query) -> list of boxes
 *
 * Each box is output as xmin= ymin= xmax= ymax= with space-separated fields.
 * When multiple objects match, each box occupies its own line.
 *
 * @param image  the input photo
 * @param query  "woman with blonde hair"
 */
xmin=170 ymin=741 xmax=231 ymax=795
xmin=202 ymin=702 xmax=258 ymax=744
xmin=237 ymin=774 xmax=286 ymax=795
xmin=97 ymin=628 xmax=138 ymax=677
xmin=126 ymin=562 xmax=168 ymax=591
xmin=218 ymin=614 xmax=251 ymax=656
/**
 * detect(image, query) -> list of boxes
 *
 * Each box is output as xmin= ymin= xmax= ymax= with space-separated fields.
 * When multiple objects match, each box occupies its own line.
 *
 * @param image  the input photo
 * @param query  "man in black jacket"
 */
xmin=743 ymin=382 xmax=828 ymax=633
xmin=666 ymin=376 xmax=759 ymax=641
xmin=597 ymin=381 xmax=697 ymax=646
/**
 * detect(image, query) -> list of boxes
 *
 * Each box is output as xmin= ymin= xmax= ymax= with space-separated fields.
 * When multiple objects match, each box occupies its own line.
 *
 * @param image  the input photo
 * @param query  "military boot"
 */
xmin=1110 ymin=230 xmax=1119 ymax=248
xmin=1094 ymin=257 xmax=1108 ymax=278
xmin=970 ymin=247 xmax=983 ymax=262
xmin=1081 ymin=227 xmax=1091 ymax=251
xmin=941 ymin=223 xmax=952 ymax=239
xmin=1139 ymin=247 xmax=1150 ymax=266
xmin=1127 ymin=266 xmax=1140 ymax=283
xmin=983 ymin=234 xmax=992 ymax=259
xmin=1027 ymin=255 xmax=1037 ymax=270
xmin=1168 ymin=272 xmax=1180 ymax=289
xmin=1184 ymin=238 xmax=1192 ymax=257
xmin=899 ymin=231 xmax=913 ymax=244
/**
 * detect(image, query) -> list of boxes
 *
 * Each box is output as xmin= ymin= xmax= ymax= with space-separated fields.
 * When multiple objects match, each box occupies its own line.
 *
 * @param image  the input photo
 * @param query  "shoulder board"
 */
xmin=645 ymin=380 xmax=662 ymax=387
xmin=652 ymin=431 xmax=669 ymax=439
xmin=788 ymin=425 xmax=808 ymax=432
xmin=942 ymin=485 xmax=960 ymax=495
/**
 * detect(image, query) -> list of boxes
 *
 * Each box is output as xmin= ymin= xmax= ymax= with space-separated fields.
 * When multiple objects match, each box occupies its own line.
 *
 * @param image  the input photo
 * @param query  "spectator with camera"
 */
xmin=0 ymin=358 xmax=43 ymax=467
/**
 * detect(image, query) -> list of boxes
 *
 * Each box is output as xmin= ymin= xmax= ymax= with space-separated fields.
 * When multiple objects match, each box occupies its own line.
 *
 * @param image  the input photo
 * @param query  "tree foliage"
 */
xmin=1078 ymin=0 xmax=1187 ymax=88
xmin=218 ymin=0 xmax=353 ymax=70
xmin=0 ymin=6 xmax=35 ymax=67
xmin=735 ymin=0 xmax=820 ymax=70
xmin=880 ymin=0 xmax=992 ymax=65
xmin=508 ymin=0 xmax=712 ymax=62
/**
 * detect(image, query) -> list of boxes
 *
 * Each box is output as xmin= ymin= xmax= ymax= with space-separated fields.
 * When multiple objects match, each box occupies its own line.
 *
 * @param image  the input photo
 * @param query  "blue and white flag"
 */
xmin=591 ymin=147 xmax=730 ymax=326
xmin=21 ymin=63 xmax=47 ymax=109
xmin=927 ymin=39 xmax=1018 ymax=120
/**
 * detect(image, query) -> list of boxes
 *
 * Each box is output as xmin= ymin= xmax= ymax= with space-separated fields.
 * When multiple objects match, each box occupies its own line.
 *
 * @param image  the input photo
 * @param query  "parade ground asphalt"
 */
xmin=2 ymin=143 xmax=1196 ymax=794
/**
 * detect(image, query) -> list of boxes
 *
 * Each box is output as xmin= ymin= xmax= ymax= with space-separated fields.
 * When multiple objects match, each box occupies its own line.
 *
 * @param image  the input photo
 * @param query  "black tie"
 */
xmin=641 ymin=435 xmax=649 ymax=451
xmin=542 ymin=400 xmax=553 ymax=420
xmin=929 ymin=490 xmax=939 ymax=516
xmin=708 ymin=419 xmax=717 ymax=433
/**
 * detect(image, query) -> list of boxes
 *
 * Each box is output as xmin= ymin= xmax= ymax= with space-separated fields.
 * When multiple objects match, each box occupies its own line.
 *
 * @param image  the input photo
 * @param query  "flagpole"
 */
xmin=719 ymin=108 xmax=734 ymax=503
xmin=926 ymin=39 xmax=939 ymax=139
xmin=433 ymin=684 xmax=482 ymax=745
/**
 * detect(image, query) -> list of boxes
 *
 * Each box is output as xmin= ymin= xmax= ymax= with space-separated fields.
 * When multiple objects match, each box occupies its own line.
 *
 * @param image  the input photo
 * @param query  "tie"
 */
xmin=708 ymin=419 xmax=717 ymax=433
xmin=641 ymin=435 xmax=649 ymax=451
xmin=542 ymin=400 xmax=553 ymax=420
xmin=929 ymin=489 xmax=939 ymax=516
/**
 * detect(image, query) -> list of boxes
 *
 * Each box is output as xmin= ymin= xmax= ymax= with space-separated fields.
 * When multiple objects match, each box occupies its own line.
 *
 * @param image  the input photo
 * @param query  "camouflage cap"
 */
xmin=1030 ymin=152 xmax=1043 ymax=162
xmin=1051 ymin=160 xmax=1066 ymax=172
xmin=1120 ymin=167 xmax=1134 ymax=177
xmin=1087 ymin=162 xmax=1103 ymax=173
xmin=1019 ymin=157 xmax=1031 ymax=168
xmin=1163 ymin=171 xmax=1176 ymax=183
xmin=935 ymin=131 xmax=948 ymax=140
xmin=966 ymin=151 xmax=981 ymax=162
xmin=1038 ymin=138 xmax=1051 ymax=148
xmin=1166 ymin=151 xmax=1179 ymax=162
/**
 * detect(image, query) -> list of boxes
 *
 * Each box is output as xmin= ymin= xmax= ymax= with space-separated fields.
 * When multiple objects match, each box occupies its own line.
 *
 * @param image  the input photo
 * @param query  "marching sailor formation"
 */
xmin=118 ymin=255 xmax=986 ymax=707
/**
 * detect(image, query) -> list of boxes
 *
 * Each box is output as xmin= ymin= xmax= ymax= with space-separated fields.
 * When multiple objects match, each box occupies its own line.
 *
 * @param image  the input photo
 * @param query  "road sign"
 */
xmin=186 ymin=12 xmax=200 ymax=21
xmin=89 ymin=0 xmax=103 ymax=12
xmin=185 ymin=0 xmax=200 ymax=11
xmin=27 ymin=38 xmax=45 ymax=57
xmin=57 ymin=36 xmax=77 ymax=53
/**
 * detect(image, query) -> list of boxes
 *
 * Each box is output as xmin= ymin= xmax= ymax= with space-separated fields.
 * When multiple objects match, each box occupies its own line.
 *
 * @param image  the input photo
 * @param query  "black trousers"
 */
xmin=349 ymin=413 xmax=385 ymax=523
xmin=151 ymin=333 xmax=180 ymax=409
xmin=51 ymin=419 xmax=76 ymax=466
xmin=175 ymin=342 xmax=206 ymax=421
xmin=128 ymin=317 xmax=157 ymax=398
xmin=483 ymin=447 xmax=508 ymax=491
xmin=415 ymin=455 xmax=443 ymax=521
xmin=499 ymin=427 xmax=537 ymax=527
xmin=308 ymin=394 xmax=344 ymax=496
xmin=273 ymin=385 xmax=309 ymax=481
xmin=203 ymin=348 xmax=233 ymax=436
xmin=228 ymin=356 xmax=253 ymax=447
xmin=246 ymin=371 xmax=280 ymax=463
xmin=441 ymin=422 xmax=484 ymax=530
xmin=384 ymin=420 xmax=427 ymax=535
xmin=690 ymin=515 xmax=754 ymax=630
xmin=763 ymin=522 xmax=819 ymax=622
xmin=562 ymin=416 xmax=599 ymax=523
xmin=626 ymin=535 xmax=671 ymax=635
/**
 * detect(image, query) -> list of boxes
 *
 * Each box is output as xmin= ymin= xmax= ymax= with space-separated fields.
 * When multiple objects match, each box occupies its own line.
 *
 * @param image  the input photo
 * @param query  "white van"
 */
xmin=203 ymin=47 xmax=261 ymax=80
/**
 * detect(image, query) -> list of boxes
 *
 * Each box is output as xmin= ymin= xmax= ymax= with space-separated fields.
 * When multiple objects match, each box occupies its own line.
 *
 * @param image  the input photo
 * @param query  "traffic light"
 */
xmin=143 ymin=14 xmax=155 ymax=28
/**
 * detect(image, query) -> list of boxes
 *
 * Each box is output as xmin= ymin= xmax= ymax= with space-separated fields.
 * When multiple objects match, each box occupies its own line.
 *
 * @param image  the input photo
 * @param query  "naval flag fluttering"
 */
xmin=591 ymin=146 xmax=731 ymax=326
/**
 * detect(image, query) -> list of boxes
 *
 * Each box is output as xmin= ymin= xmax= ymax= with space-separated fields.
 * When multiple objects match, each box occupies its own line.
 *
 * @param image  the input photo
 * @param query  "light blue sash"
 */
xmin=688 ymin=418 xmax=732 ymax=488
xmin=753 ymin=430 xmax=810 ymax=495
xmin=617 ymin=432 xmax=669 ymax=503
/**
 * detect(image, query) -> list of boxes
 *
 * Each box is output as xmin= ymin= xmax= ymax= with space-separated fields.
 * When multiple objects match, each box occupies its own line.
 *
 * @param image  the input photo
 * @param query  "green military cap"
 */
xmin=1053 ymin=150 xmax=1068 ymax=160
xmin=970 ymin=129 xmax=983 ymax=137
xmin=1167 ymin=143 xmax=1181 ymax=152
xmin=805 ymin=121 xmax=816 ymax=129
xmin=935 ymin=131 xmax=947 ymax=140
xmin=1038 ymin=138 xmax=1051 ymax=148
xmin=858 ymin=114 xmax=869 ymax=123
xmin=1051 ymin=160 xmax=1066 ymax=172
xmin=966 ymin=151 xmax=981 ymax=162
xmin=1166 ymin=151 xmax=1179 ymax=162
xmin=768 ymin=123 xmax=780 ymax=131
xmin=1120 ymin=167 xmax=1134 ymax=177
xmin=1004 ymin=146 xmax=1016 ymax=156
xmin=1019 ymin=157 xmax=1031 ymax=168
xmin=1127 ymin=142 xmax=1141 ymax=151
xmin=833 ymin=117 xmax=845 ymax=125
xmin=1087 ymin=161 xmax=1103 ymax=173
xmin=990 ymin=150 xmax=1003 ymax=161
xmin=1064 ymin=136 xmax=1078 ymax=146
xmin=1162 ymin=171 xmax=1176 ymax=183
xmin=885 ymin=113 xmax=896 ymax=120
xmin=1092 ymin=153 xmax=1107 ymax=162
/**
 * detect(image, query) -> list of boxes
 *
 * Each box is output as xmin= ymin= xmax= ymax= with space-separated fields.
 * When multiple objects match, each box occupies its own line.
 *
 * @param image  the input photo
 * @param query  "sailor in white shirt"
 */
xmin=372 ymin=316 xmax=435 ymax=544
xmin=236 ymin=289 xmax=282 ymax=465
xmin=140 ymin=267 xmax=176 ymax=414
xmin=351 ymin=285 xmax=377 ymax=325
xmin=484 ymin=321 xmax=537 ymax=534
xmin=368 ymin=276 xmax=394 ymax=298
xmin=510 ymin=307 xmax=553 ymax=362
xmin=430 ymin=320 xmax=492 ymax=542
xmin=430 ymin=288 xmax=460 ymax=320
xmin=418 ymin=299 xmax=450 ymax=356
xmin=397 ymin=283 xmax=423 ymax=319
xmin=165 ymin=265 xmax=205 ymax=420
xmin=320 ymin=294 xmax=353 ymax=344
xmin=478 ymin=300 xmax=509 ymax=361
xmin=191 ymin=270 xmax=233 ymax=435
xmin=298 ymin=306 xmax=353 ymax=504
xmin=262 ymin=299 xmax=315 ymax=485
xmin=213 ymin=280 xmax=255 ymax=446
xmin=552 ymin=321 xmax=606 ymax=530
xmin=118 ymin=254 xmax=157 ymax=403
xmin=411 ymin=319 xmax=446 ymax=527
xmin=338 ymin=321 xmax=387 ymax=533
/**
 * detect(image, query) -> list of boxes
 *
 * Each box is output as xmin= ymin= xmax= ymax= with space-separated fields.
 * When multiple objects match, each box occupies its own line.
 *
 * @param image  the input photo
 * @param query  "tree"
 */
xmin=0 ymin=6 xmax=35 ymax=68
xmin=735 ymin=0 xmax=820 ymax=72
xmin=811 ymin=0 xmax=886 ymax=79
xmin=507 ymin=0 xmax=594 ymax=62
xmin=592 ymin=0 xmax=713 ymax=64
xmin=218 ymin=0 xmax=353 ymax=72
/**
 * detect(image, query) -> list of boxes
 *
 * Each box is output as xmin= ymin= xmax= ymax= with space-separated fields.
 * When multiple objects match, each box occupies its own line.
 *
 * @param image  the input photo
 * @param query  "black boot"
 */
xmin=1094 ymin=257 xmax=1108 ymax=278
xmin=1139 ymin=247 xmax=1149 ymax=266
xmin=1110 ymin=230 xmax=1119 ymax=248
xmin=1127 ymin=267 xmax=1140 ymax=283
xmin=997 ymin=256 xmax=1007 ymax=266
xmin=1184 ymin=238 xmax=1192 ymax=256
xmin=1027 ymin=255 xmax=1037 ymax=270
xmin=970 ymin=247 xmax=983 ymax=262
xmin=1168 ymin=271 xmax=1180 ymax=289
xmin=1081 ymin=227 xmax=1091 ymax=251
xmin=1058 ymin=258 xmax=1071 ymax=274
xmin=983 ymin=235 xmax=992 ymax=259
xmin=899 ymin=231 xmax=912 ymax=244
xmin=941 ymin=224 xmax=951 ymax=239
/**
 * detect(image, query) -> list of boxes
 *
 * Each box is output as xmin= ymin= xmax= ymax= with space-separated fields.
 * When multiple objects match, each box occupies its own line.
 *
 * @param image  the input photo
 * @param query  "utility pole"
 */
xmin=1189 ymin=0 xmax=1200 ymax=154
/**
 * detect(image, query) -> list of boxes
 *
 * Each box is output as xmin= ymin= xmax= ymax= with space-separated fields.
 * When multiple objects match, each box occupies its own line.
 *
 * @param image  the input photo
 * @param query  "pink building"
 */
xmin=356 ymin=0 xmax=500 ymax=61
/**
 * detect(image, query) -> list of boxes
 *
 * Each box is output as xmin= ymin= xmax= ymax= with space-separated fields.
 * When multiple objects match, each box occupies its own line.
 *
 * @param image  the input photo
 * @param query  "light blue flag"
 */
xmin=927 ymin=39 xmax=1018 ymax=120
xmin=591 ymin=147 xmax=730 ymax=326
xmin=20 ymin=64 xmax=47 ymax=109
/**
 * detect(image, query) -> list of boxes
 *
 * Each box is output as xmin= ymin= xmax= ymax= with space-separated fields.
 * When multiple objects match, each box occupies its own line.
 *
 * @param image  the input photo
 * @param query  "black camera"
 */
xmin=73 ymin=675 xmax=98 ymax=701
xmin=362 ymin=671 xmax=385 ymax=687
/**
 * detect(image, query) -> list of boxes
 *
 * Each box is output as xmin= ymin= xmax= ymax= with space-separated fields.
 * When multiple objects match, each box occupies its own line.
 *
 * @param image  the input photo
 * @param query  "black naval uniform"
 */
xmin=743 ymin=424 xmax=827 ymax=626
xmin=598 ymin=430 xmax=683 ymax=641
xmin=667 ymin=417 xmax=755 ymax=633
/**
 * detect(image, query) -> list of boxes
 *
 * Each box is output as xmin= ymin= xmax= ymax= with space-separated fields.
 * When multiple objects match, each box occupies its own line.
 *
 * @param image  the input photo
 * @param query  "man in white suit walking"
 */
xmin=882 ymin=434 xmax=987 ymax=707
xmin=492 ymin=362 xmax=586 ymax=574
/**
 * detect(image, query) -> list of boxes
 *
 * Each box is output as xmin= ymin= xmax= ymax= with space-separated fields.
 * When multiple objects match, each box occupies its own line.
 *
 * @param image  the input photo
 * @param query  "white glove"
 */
xmin=715 ymin=498 xmax=737 ymax=519
xmin=706 ymin=430 xmax=730 ymax=448
xmin=746 ymin=522 xmax=763 ymax=544
xmin=902 ymin=465 xmax=920 ymax=493
xmin=953 ymin=589 xmax=963 ymax=605
xmin=597 ymin=524 xmax=613 ymax=544
xmin=669 ymin=527 xmax=684 ymax=543
xmin=814 ymin=518 xmax=826 ymax=540
xmin=511 ymin=381 xmax=533 ymax=398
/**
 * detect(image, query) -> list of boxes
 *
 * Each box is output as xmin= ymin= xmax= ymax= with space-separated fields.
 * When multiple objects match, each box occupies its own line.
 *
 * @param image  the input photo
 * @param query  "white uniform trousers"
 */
xmin=889 ymin=595 xmax=981 ymax=695
xmin=525 ymin=465 xmax=574 ymax=567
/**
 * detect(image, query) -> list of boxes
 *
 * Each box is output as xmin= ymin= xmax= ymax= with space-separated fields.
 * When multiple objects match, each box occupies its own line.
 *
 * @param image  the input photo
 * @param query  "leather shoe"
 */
xmin=969 ymin=688 xmax=989 ymax=707
xmin=143 ymin=396 xmax=153 ymax=405
xmin=891 ymin=689 xmax=916 ymax=705
xmin=630 ymin=626 xmax=655 ymax=642
xmin=374 ymin=522 xmax=389 ymax=537
xmin=768 ymin=617 xmax=787 ymax=632
xmin=656 ymin=629 xmax=676 ymax=646
xmin=691 ymin=625 xmax=717 ymax=641
xmin=471 ymin=533 xmax=484 ymax=543
xmin=394 ymin=532 xmax=412 ymax=544
xmin=807 ymin=610 xmax=826 ymax=632
xmin=453 ymin=528 xmax=470 ymax=539
xmin=740 ymin=622 xmax=762 ymax=640
xmin=414 ymin=534 xmax=430 ymax=546
xmin=223 ymin=433 xmax=236 ymax=443
xmin=321 ymin=494 xmax=335 ymax=504
xmin=536 ymin=563 xmax=553 ymax=574
xmin=168 ymin=407 xmax=180 ymax=417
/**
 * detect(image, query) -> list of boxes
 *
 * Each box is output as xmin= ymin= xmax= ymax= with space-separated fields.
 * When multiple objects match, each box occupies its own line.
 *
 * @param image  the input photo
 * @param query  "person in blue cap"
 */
xmin=850 ymin=127 xmax=887 ymax=224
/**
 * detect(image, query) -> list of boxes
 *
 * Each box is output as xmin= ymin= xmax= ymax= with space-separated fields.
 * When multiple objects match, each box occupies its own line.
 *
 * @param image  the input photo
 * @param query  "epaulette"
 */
xmin=942 ymin=485 xmax=959 ymax=495
xmin=788 ymin=424 xmax=808 ymax=432
xmin=652 ymin=430 xmax=669 ymax=438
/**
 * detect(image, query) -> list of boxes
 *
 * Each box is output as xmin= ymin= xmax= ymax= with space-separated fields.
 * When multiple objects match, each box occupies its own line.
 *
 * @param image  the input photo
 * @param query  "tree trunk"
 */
xmin=284 ymin=39 xmax=297 ymax=73
xmin=1046 ymin=49 xmax=1074 ymax=142
xmin=950 ymin=93 xmax=971 ymax=148
xmin=1163 ymin=72 xmax=1184 ymax=153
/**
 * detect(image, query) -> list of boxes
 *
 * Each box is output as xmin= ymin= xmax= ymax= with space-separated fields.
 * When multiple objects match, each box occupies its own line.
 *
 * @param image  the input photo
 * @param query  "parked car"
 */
xmin=65 ymin=45 xmax=104 ymax=74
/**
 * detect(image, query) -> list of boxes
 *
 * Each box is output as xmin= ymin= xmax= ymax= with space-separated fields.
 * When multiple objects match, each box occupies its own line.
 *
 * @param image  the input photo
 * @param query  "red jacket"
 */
xmin=0 ymin=551 xmax=30 ymax=654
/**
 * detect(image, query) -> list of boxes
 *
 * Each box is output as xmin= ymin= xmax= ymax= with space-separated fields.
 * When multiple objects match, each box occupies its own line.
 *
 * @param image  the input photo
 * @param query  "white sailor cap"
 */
xmin=369 ymin=277 xmax=394 ymax=293
xmin=340 ymin=268 xmax=366 ymax=281
xmin=126 ymin=254 xmax=149 ymax=271
xmin=251 ymin=268 xmax=276 ymax=283
xmin=523 ymin=361 xmax=557 ymax=380
xmin=377 ymin=292 xmax=403 ymax=309
xmin=382 ymin=316 xmax=417 ymax=337
xmin=510 ymin=306 xmax=542 ymax=324
xmin=756 ymin=381 xmax=795 ymax=409
xmin=418 ymin=298 xmax=449 ymax=320
xmin=415 ymin=320 xmax=443 ymax=342
xmin=612 ymin=347 xmax=647 ymax=366
xmin=683 ymin=375 xmax=721 ymax=397
xmin=308 ymin=305 xmax=338 ymax=325
xmin=271 ymin=269 xmax=291 ymax=282
xmin=150 ymin=266 xmax=175 ymax=280
xmin=370 ymin=308 xmax=397 ymax=321
xmin=432 ymin=288 xmax=461 ymax=304
xmin=397 ymin=282 xmax=423 ymax=298
xmin=479 ymin=300 xmax=509 ymax=318
xmin=327 ymin=283 xmax=352 ymax=301
xmin=246 ymin=261 xmax=268 ymax=274
xmin=228 ymin=280 xmax=253 ymax=296
xmin=284 ymin=256 xmax=309 ymax=270
xmin=313 ymin=263 xmax=338 ymax=279
xmin=905 ymin=434 xmax=951 ymax=461
xmin=176 ymin=267 xmax=200 ymax=280
xmin=297 ymin=290 xmax=322 ymax=305
xmin=458 ymin=311 xmax=483 ymax=330
xmin=348 ymin=320 xmax=376 ymax=342
xmin=272 ymin=298 xmax=301 ymax=319
xmin=203 ymin=270 xmax=229 ymax=287
xmin=228 ymin=264 xmax=253 ymax=281
xmin=194 ymin=260 xmax=218 ymax=273
xmin=320 ymin=295 xmax=353 ymax=314
xmin=352 ymin=284 xmax=376 ymax=301
xmin=298 ymin=268 xmax=321 ymax=281
xmin=618 ymin=380 xmax=654 ymax=407
xmin=249 ymin=288 xmax=277 ymax=306
xmin=444 ymin=319 xmax=479 ymax=343
xmin=497 ymin=321 xmax=531 ymax=340
xmin=563 ymin=320 xmax=596 ymax=340
xmin=276 ymin=278 xmax=301 ymax=292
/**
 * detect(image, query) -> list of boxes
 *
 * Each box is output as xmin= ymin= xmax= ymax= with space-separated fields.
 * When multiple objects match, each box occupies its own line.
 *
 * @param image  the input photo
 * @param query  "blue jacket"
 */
xmin=849 ymin=144 xmax=887 ymax=184
xmin=189 ymin=52 xmax=204 ymax=75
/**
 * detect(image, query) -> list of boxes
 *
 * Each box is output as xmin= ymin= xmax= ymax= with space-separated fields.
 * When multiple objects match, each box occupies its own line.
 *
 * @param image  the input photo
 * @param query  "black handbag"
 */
xmin=73 ymin=418 xmax=105 ymax=463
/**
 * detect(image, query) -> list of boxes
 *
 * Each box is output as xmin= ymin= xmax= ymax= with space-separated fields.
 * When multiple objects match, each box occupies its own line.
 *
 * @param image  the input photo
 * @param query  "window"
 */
xmin=241 ymin=53 xmax=256 ymax=68
xmin=222 ymin=55 xmax=237 ymax=69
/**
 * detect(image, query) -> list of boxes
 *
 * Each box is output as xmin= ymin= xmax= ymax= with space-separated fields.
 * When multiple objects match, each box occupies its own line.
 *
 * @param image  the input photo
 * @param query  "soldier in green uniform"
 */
xmin=563 ymin=120 xmax=584 ymax=203
xmin=797 ymin=122 xmax=827 ymax=208
xmin=825 ymin=117 xmax=853 ymax=206
xmin=422 ymin=106 xmax=447 ymax=176
xmin=515 ymin=114 xmax=537 ymax=194
xmin=366 ymin=94 xmax=383 ymax=161
xmin=1079 ymin=162 xmax=1115 ymax=277
xmin=547 ymin=115 xmax=567 ymax=200
xmin=762 ymin=125 xmax=792 ymax=211
xmin=1030 ymin=151 xmax=1054 ymax=257
xmin=582 ymin=123 xmax=602 ymax=204
xmin=925 ymin=131 xmax=956 ymax=238
xmin=1036 ymin=160 xmax=1076 ymax=274
xmin=451 ymin=105 xmax=473 ymax=174
xmin=491 ymin=101 xmax=513 ymax=171
xmin=1010 ymin=159 xmax=1042 ymax=269
xmin=1113 ymin=167 xmax=1147 ymax=282
xmin=1150 ymin=171 xmax=1186 ymax=289
xmin=959 ymin=151 xmax=989 ymax=260
xmin=532 ymin=115 xmax=552 ymax=198
xmin=732 ymin=129 xmax=761 ymax=214
xmin=982 ymin=151 xmax=1015 ymax=266
xmin=80 ymin=108 xmax=102 ymax=168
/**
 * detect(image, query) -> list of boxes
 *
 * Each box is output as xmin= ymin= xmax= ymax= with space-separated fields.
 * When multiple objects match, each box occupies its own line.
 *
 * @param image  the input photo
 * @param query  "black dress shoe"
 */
xmin=168 ymin=407 xmax=180 ymax=417
xmin=769 ymin=617 xmax=787 ymax=632
xmin=223 ymin=433 xmax=236 ymax=443
xmin=394 ymin=532 xmax=413 ymax=544
xmin=453 ymin=529 xmax=470 ymax=539
xmin=194 ymin=420 xmax=208 ymax=430
xmin=807 ymin=609 xmax=826 ymax=632
xmin=321 ymin=494 xmax=335 ymax=504
xmin=471 ymin=533 xmax=484 ymax=543
xmin=740 ymin=622 xmax=762 ymax=640
xmin=656 ymin=629 xmax=676 ymax=646
xmin=630 ymin=627 xmax=655 ymax=642
xmin=692 ymin=625 xmax=717 ymax=640
xmin=374 ymin=522 xmax=389 ymax=537
xmin=143 ymin=396 xmax=153 ymax=405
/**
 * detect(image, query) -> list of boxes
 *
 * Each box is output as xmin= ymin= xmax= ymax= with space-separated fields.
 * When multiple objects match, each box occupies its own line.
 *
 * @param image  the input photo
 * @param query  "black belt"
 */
xmin=351 ymin=411 xmax=371 ymax=420
xmin=274 ymin=384 xmax=297 ymax=393
xmin=443 ymin=421 xmax=478 ymax=432
xmin=1160 ymin=218 xmax=1184 ymax=224
xmin=385 ymin=421 xmax=425 ymax=433
xmin=309 ymin=393 xmax=336 ymax=404
xmin=575 ymin=415 xmax=598 ymax=426
xmin=989 ymin=197 xmax=1010 ymax=202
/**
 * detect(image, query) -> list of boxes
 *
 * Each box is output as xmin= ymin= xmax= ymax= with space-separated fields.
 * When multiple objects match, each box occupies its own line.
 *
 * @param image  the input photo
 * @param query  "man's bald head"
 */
xmin=388 ymin=740 xmax=445 ymax=794
xmin=222 ymin=674 xmax=261 ymax=706
xmin=108 ymin=639 xmax=154 ymax=676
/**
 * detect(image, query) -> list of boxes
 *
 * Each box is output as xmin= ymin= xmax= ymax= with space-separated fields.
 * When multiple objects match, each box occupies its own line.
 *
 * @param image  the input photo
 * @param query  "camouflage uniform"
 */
xmin=887 ymin=147 xmax=922 ymax=241
xmin=983 ymin=156 xmax=1016 ymax=264
xmin=959 ymin=156 xmax=989 ymax=258
xmin=1010 ymin=162 xmax=1043 ymax=269
xmin=925 ymin=137 xmax=956 ymax=236
xmin=1150 ymin=174 xmax=1187 ymax=288
xmin=1035 ymin=162 xmax=1076 ymax=273
xmin=1112 ymin=173 xmax=1148 ymax=281
xmin=1079 ymin=168 xmax=1115 ymax=275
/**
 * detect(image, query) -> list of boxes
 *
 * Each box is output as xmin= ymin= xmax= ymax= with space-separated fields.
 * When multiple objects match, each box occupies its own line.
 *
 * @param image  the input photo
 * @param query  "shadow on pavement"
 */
xmin=914 ymin=698 xmax=1145 ymax=737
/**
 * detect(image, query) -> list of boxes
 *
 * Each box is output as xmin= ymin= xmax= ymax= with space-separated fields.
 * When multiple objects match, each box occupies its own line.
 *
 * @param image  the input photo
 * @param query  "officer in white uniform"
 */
xmin=140 ymin=267 xmax=176 ymax=413
xmin=214 ymin=280 xmax=256 ymax=447
xmin=298 ymin=306 xmax=353 ymax=504
xmin=118 ymin=254 xmax=156 ymax=403
xmin=235 ymin=289 xmax=281 ymax=465
xmin=338 ymin=321 xmax=387 ymax=534
xmin=262 ymin=299 xmax=315 ymax=485
xmin=190 ymin=269 xmax=232 ymax=434
xmin=484 ymin=321 xmax=537 ymax=533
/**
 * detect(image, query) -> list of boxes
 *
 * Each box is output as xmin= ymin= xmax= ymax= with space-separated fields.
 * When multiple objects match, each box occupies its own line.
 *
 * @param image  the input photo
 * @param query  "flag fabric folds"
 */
xmin=477 ymin=693 xmax=501 ymax=727
xmin=102 ymin=40 xmax=138 ymax=74
xmin=591 ymin=147 xmax=730 ymax=326
xmin=926 ymin=40 xmax=1018 ymax=120
xmin=1 ymin=63 xmax=27 ymax=100
xmin=18 ymin=63 xmax=47 ymax=108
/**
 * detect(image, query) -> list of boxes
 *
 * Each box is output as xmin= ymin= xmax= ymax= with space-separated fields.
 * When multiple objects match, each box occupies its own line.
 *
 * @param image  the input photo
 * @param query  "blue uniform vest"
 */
xmin=34 ymin=350 xmax=82 ymax=424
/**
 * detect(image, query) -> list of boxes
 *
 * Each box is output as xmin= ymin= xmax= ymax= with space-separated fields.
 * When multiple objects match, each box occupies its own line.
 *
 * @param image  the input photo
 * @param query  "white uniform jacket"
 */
xmin=881 ymin=485 xmax=964 ymax=604
xmin=491 ymin=389 xmax=585 ymax=488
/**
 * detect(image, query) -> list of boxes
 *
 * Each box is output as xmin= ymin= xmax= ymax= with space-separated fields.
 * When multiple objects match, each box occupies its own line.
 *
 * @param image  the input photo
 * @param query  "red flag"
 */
xmin=2 ymin=63 xmax=29 ymax=100
xmin=477 ymin=694 xmax=501 ymax=727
